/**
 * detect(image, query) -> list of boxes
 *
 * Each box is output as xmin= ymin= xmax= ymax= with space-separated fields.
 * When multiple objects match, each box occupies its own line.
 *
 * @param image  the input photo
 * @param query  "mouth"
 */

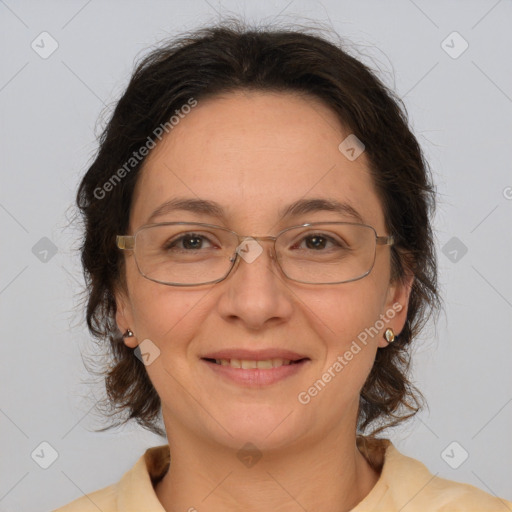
xmin=200 ymin=350 xmax=311 ymax=386
xmin=202 ymin=357 xmax=308 ymax=369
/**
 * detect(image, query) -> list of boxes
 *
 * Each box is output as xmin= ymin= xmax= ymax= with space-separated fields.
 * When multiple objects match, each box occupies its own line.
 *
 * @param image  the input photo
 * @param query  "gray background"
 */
xmin=1 ymin=1 xmax=511 ymax=510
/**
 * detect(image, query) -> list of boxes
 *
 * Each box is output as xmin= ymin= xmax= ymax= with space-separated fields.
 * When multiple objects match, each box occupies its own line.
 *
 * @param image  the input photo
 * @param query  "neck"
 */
xmin=155 ymin=426 xmax=381 ymax=512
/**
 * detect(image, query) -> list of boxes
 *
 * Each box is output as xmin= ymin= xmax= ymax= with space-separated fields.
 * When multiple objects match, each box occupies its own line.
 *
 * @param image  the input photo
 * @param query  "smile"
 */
xmin=208 ymin=358 xmax=304 ymax=368
xmin=201 ymin=357 xmax=310 ymax=386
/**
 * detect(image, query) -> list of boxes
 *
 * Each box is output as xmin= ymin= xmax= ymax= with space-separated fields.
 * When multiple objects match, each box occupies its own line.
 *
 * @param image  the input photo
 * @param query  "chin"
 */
xmin=207 ymin=403 xmax=308 ymax=452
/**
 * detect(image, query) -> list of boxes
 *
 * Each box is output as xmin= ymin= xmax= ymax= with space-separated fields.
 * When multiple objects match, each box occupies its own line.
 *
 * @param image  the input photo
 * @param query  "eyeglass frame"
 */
xmin=116 ymin=221 xmax=395 ymax=287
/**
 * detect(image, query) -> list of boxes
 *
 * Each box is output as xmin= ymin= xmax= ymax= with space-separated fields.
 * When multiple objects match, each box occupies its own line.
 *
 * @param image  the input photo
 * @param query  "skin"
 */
xmin=115 ymin=90 xmax=413 ymax=512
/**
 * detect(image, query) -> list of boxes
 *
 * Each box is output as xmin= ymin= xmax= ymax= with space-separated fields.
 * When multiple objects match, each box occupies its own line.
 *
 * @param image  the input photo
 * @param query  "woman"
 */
xmin=55 ymin=22 xmax=511 ymax=511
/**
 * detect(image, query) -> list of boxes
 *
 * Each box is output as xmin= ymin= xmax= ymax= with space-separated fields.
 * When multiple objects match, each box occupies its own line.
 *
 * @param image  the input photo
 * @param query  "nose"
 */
xmin=215 ymin=239 xmax=294 ymax=330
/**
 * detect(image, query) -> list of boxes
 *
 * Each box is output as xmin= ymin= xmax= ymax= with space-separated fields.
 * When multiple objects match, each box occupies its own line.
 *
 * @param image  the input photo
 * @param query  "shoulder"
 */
xmin=375 ymin=440 xmax=512 ymax=511
xmin=52 ymin=445 xmax=170 ymax=512
xmin=420 ymin=474 xmax=512 ymax=511
xmin=52 ymin=484 xmax=117 ymax=511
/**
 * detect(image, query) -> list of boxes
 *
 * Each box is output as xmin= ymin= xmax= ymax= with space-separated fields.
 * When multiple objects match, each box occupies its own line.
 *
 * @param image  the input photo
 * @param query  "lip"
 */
xmin=201 ymin=348 xmax=308 ymax=361
xmin=202 ymin=358 xmax=310 ymax=386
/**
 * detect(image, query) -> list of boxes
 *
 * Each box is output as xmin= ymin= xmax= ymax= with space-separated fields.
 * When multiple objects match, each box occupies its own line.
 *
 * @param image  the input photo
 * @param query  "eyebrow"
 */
xmin=145 ymin=197 xmax=364 ymax=225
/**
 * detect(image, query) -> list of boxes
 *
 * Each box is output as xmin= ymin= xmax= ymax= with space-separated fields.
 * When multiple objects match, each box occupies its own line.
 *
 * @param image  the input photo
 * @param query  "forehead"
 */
xmin=130 ymin=90 xmax=385 ymax=233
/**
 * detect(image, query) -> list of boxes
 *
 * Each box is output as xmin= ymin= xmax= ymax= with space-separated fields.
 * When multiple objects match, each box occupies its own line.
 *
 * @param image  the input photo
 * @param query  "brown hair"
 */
xmin=76 ymin=21 xmax=440 ymax=437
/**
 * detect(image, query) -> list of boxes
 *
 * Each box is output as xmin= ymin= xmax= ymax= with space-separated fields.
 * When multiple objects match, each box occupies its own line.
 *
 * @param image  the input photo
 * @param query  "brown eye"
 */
xmin=181 ymin=235 xmax=205 ymax=250
xmin=296 ymin=233 xmax=343 ymax=251
xmin=304 ymin=235 xmax=328 ymax=250
xmin=165 ymin=233 xmax=214 ymax=251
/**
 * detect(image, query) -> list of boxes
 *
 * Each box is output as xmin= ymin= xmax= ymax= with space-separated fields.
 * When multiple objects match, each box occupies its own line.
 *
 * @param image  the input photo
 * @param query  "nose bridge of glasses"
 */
xmin=233 ymin=234 xmax=278 ymax=265
xmin=246 ymin=234 xmax=277 ymax=246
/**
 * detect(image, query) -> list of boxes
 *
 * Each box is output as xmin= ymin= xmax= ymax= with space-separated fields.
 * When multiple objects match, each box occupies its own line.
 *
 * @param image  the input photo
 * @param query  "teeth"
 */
xmin=214 ymin=358 xmax=293 ymax=368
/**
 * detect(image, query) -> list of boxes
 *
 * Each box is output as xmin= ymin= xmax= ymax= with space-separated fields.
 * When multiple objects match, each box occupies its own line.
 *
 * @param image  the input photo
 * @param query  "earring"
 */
xmin=384 ymin=328 xmax=395 ymax=343
xmin=123 ymin=329 xmax=134 ymax=338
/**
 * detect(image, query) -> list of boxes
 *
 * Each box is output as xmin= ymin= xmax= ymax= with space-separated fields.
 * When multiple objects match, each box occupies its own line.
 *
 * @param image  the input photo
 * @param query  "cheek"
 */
xmin=125 ymin=260 xmax=209 ymax=345
xmin=301 ymin=286 xmax=385 ymax=407
xmin=295 ymin=276 xmax=387 ymax=389
xmin=301 ymin=276 xmax=388 ymax=345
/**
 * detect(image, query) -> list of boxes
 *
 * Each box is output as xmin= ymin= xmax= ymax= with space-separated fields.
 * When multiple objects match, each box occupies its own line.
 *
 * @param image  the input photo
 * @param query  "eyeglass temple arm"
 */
xmin=376 ymin=235 xmax=394 ymax=246
xmin=116 ymin=235 xmax=135 ymax=250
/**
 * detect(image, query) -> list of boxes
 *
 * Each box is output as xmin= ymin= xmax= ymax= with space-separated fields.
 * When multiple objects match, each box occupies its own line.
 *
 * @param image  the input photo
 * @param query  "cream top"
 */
xmin=54 ymin=437 xmax=512 ymax=511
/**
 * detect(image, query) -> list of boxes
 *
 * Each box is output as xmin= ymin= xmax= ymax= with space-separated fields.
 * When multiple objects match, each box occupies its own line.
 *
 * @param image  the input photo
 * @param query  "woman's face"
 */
xmin=116 ymin=91 xmax=411 ymax=450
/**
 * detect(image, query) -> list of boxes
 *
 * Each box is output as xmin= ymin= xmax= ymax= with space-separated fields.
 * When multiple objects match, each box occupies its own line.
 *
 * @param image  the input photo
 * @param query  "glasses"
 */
xmin=116 ymin=221 xmax=394 ymax=286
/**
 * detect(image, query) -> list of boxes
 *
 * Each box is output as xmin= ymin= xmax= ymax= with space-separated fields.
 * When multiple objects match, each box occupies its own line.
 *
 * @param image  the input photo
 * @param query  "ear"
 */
xmin=114 ymin=285 xmax=137 ymax=348
xmin=377 ymin=271 xmax=415 ymax=348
